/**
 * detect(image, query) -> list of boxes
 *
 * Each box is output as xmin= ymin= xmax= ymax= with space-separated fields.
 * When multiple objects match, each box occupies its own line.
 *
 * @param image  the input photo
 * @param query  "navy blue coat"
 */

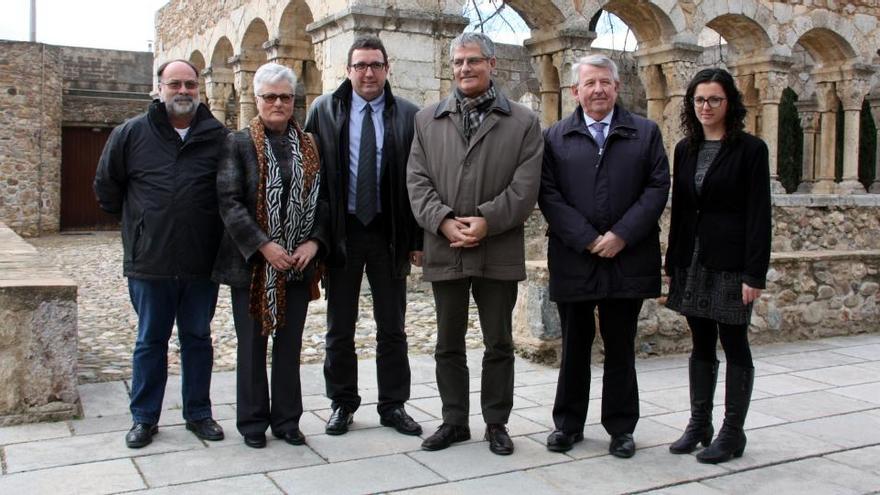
xmin=539 ymin=105 xmax=670 ymax=302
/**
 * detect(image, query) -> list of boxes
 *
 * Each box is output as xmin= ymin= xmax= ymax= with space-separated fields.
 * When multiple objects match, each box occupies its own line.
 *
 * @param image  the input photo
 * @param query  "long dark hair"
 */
xmin=680 ymin=68 xmax=747 ymax=152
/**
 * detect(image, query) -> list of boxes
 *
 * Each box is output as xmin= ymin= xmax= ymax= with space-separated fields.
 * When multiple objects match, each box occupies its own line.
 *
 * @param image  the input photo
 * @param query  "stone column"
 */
xmin=231 ymin=56 xmax=258 ymax=130
xmin=306 ymin=7 xmax=469 ymax=107
xmin=634 ymin=42 xmax=702 ymax=164
xmin=795 ymin=99 xmax=820 ymax=193
xmin=735 ymin=73 xmax=760 ymax=135
xmin=756 ymin=71 xmax=788 ymax=193
xmin=536 ymin=55 xmax=560 ymax=127
xmin=836 ymin=78 xmax=870 ymax=194
xmin=203 ymin=67 xmax=233 ymax=126
xmin=812 ymin=82 xmax=838 ymax=194
xmin=524 ymin=28 xmax=595 ymax=126
xmin=637 ymin=64 xmax=666 ymax=125
xmin=869 ymin=94 xmax=880 ymax=193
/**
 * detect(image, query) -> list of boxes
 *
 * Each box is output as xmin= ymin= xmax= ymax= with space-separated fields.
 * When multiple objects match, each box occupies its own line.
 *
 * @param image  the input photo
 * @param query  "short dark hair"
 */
xmin=347 ymin=36 xmax=388 ymax=67
xmin=156 ymin=59 xmax=200 ymax=80
xmin=680 ymin=67 xmax=748 ymax=150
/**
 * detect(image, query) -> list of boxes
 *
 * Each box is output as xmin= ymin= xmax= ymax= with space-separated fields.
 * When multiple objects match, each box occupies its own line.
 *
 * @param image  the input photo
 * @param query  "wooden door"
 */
xmin=61 ymin=126 xmax=119 ymax=230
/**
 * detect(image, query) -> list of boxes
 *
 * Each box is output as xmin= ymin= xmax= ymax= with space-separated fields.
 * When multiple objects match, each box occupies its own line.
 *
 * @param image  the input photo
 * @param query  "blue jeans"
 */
xmin=128 ymin=277 xmax=219 ymax=424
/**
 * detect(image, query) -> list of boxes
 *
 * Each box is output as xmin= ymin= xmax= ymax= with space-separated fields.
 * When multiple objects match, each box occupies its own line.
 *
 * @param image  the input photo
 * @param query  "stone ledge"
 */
xmin=0 ymin=222 xmax=80 ymax=426
xmin=772 ymin=194 xmax=880 ymax=207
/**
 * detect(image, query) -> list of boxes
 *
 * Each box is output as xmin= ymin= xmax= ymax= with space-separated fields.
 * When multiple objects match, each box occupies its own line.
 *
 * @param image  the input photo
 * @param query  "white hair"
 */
xmin=571 ymin=54 xmax=620 ymax=84
xmin=253 ymin=63 xmax=297 ymax=96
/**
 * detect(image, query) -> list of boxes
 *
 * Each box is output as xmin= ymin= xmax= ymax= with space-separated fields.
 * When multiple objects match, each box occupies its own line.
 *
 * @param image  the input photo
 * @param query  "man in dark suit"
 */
xmin=304 ymin=36 xmax=422 ymax=436
xmin=539 ymin=54 xmax=670 ymax=458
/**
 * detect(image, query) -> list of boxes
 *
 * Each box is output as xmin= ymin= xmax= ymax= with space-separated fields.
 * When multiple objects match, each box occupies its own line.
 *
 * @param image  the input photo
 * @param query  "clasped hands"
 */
xmin=586 ymin=231 xmax=626 ymax=258
xmin=259 ymin=240 xmax=318 ymax=272
xmin=439 ymin=216 xmax=487 ymax=248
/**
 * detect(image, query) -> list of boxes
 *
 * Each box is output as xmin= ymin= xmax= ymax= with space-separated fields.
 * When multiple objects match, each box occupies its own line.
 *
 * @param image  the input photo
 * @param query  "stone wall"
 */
xmin=0 ymin=41 xmax=63 ymax=237
xmin=0 ymin=41 xmax=152 ymax=237
xmin=0 ymin=223 xmax=79 ymax=426
xmin=514 ymin=251 xmax=880 ymax=365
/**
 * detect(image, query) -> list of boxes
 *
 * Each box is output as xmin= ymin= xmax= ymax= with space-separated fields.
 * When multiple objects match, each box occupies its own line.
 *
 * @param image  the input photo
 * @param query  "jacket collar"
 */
xmin=332 ymin=79 xmax=398 ymax=111
xmin=433 ymin=83 xmax=512 ymax=119
xmin=148 ymin=100 xmax=222 ymax=139
xmin=561 ymin=104 xmax=636 ymax=138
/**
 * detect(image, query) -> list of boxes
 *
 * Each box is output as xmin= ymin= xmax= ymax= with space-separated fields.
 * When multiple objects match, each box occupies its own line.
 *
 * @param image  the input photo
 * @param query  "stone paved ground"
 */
xmin=30 ymin=232 xmax=484 ymax=383
xmin=1 ymin=334 xmax=880 ymax=494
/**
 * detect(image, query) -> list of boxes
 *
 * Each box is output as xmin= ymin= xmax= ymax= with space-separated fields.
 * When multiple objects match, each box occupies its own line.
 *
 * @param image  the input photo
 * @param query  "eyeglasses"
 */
xmin=161 ymin=79 xmax=199 ymax=90
xmin=692 ymin=96 xmax=726 ymax=108
xmin=452 ymin=57 xmax=488 ymax=68
xmin=349 ymin=62 xmax=387 ymax=72
xmin=258 ymin=93 xmax=294 ymax=104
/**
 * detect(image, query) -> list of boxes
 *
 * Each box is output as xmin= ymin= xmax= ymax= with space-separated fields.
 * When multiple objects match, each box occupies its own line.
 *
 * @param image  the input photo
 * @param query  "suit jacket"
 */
xmin=665 ymin=132 xmax=772 ymax=288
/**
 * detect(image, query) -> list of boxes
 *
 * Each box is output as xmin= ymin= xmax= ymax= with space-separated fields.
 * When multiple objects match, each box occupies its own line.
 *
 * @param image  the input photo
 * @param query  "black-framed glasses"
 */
xmin=258 ymin=93 xmax=294 ymax=104
xmin=350 ymin=62 xmax=387 ymax=72
xmin=161 ymin=79 xmax=199 ymax=90
xmin=452 ymin=57 xmax=488 ymax=68
xmin=692 ymin=96 xmax=726 ymax=108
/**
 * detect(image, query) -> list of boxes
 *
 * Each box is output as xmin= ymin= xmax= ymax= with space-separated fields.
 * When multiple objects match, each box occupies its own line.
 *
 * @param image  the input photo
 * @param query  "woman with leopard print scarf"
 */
xmin=213 ymin=63 xmax=328 ymax=449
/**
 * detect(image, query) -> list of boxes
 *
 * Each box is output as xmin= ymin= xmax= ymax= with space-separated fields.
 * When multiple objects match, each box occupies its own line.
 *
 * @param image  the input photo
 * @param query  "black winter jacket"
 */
xmin=304 ymin=80 xmax=422 ymax=279
xmin=539 ymin=105 xmax=670 ymax=302
xmin=665 ymin=133 xmax=772 ymax=288
xmin=94 ymin=101 xmax=228 ymax=279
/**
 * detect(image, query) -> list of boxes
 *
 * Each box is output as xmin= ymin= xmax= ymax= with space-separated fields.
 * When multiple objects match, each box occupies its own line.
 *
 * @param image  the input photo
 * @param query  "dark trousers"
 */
xmin=324 ymin=215 xmax=410 ymax=415
xmin=552 ymin=298 xmax=643 ymax=436
xmin=432 ymin=277 xmax=518 ymax=425
xmin=128 ymin=277 xmax=218 ymax=424
xmin=231 ymin=282 xmax=308 ymax=435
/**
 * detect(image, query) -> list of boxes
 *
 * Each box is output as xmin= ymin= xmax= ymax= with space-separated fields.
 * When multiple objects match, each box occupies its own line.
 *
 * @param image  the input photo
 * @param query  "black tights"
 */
xmin=687 ymin=316 xmax=753 ymax=368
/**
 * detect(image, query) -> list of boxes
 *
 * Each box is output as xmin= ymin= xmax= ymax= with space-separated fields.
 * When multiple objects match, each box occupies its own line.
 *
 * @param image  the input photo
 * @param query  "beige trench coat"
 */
xmin=406 ymin=91 xmax=543 ymax=282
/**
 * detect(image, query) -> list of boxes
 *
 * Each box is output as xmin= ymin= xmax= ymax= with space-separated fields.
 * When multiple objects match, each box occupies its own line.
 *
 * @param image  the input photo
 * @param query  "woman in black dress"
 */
xmin=665 ymin=68 xmax=771 ymax=464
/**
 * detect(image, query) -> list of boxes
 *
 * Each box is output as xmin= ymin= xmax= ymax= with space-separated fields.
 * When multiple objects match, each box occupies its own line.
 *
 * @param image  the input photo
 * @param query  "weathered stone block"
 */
xmin=0 ymin=223 xmax=80 ymax=425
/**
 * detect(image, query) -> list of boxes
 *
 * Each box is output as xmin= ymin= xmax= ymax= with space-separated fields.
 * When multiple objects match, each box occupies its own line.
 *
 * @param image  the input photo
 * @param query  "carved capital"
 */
xmin=836 ymin=78 xmax=871 ymax=111
xmin=661 ymin=60 xmax=696 ymax=96
xmin=814 ymin=82 xmax=838 ymax=112
xmin=755 ymin=71 xmax=788 ymax=104
xmin=205 ymin=80 xmax=232 ymax=103
xmin=637 ymin=64 xmax=666 ymax=100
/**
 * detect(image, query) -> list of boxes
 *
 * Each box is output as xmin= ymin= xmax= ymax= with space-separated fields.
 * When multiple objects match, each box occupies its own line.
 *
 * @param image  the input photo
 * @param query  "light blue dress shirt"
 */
xmin=348 ymin=91 xmax=385 ymax=214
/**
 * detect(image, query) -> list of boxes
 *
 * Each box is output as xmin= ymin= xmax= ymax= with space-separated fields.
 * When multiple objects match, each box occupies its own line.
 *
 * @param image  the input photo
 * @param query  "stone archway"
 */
xmin=235 ymin=18 xmax=270 ymax=129
xmin=189 ymin=50 xmax=207 ymax=105
xmin=206 ymin=36 xmax=237 ymax=128
xmin=272 ymin=0 xmax=322 ymax=120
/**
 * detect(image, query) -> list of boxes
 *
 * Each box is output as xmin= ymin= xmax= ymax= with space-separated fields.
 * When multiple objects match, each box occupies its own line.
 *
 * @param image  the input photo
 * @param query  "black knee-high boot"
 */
xmin=697 ymin=363 xmax=754 ymax=464
xmin=669 ymin=358 xmax=718 ymax=454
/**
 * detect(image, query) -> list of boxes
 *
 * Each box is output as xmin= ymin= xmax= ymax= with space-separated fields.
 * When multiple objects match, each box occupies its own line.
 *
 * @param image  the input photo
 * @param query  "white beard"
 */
xmin=166 ymin=95 xmax=198 ymax=117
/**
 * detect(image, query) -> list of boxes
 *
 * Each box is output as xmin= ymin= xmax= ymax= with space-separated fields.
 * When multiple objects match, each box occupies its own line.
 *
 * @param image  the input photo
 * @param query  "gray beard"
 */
xmin=165 ymin=95 xmax=198 ymax=118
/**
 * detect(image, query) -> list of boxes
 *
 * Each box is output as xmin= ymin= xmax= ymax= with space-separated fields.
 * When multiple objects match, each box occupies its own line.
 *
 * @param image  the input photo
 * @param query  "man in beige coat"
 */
xmin=407 ymin=32 xmax=543 ymax=455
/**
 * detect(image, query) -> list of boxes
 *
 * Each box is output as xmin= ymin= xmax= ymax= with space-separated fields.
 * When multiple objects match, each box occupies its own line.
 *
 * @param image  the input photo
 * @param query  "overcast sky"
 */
xmin=0 ymin=0 xmax=637 ymax=53
xmin=0 ymin=0 xmax=168 ymax=52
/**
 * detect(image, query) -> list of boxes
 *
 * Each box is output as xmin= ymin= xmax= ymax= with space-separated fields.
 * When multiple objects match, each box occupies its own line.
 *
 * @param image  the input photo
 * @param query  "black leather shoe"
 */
xmin=380 ymin=407 xmax=423 ymax=436
xmin=546 ymin=429 xmax=584 ymax=453
xmin=609 ymin=433 xmax=635 ymax=458
xmin=326 ymin=406 xmax=354 ymax=435
xmin=421 ymin=423 xmax=471 ymax=451
xmin=186 ymin=418 xmax=224 ymax=441
xmin=125 ymin=423 xmax=158 ymax=449
xmin=273 ymin=429 xmax=306 ymax=445
xmin=243 ymin=432 xmax=267 ymax=448
xmin=485 ymin=424 xmax=514 ymax=455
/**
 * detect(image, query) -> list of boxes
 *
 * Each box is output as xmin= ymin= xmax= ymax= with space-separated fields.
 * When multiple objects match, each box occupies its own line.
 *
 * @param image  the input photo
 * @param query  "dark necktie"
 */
xmin=356 ymin=103 xmax=377 ymax=225
xmin=590 ymin=122 xmax=607 ymax=151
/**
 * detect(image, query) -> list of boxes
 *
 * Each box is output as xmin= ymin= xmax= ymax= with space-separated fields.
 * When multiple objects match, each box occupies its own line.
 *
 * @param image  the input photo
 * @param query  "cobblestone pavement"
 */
xmin=31 ymin=232 xmax=484 ymax=384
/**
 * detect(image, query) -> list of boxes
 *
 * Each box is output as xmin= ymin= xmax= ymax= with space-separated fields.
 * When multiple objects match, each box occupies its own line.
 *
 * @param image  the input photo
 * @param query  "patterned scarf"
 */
xmin=249 ymin=116 xmax=321 ymax=336
xmin=455 ymin=85 xmax=496 ymax=140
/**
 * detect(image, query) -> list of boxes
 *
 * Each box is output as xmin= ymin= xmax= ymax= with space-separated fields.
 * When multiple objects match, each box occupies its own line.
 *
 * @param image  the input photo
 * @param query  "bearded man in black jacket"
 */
xmin=94 ymin=59 xmax=228 ymax=449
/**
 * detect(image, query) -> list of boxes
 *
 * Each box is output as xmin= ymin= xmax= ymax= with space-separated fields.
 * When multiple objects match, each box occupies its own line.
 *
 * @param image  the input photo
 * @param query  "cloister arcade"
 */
xmin=154 ymin=0 xmax=880 ymax=194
